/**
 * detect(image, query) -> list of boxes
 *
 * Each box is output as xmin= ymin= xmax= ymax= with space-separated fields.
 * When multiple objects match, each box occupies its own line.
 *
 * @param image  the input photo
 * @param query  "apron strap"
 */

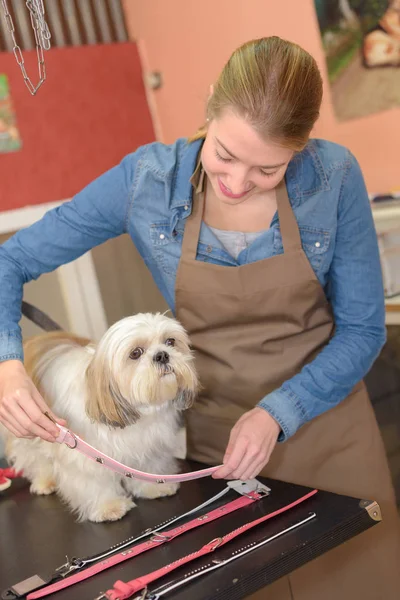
xmin=180 ymin=185 xmax=205 ymax=261
xmin=182 ymin=172 xmax=303 ymax=261
xmin=275 ymin=178 xmax=303 ymax=253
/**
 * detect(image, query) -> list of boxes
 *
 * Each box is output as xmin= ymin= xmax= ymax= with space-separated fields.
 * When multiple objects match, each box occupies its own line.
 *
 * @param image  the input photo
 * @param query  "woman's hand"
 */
xmin=212 ymin=407 xmax=280 ymax=480
xmin=0 ymin=360 xmax=66 ymax=442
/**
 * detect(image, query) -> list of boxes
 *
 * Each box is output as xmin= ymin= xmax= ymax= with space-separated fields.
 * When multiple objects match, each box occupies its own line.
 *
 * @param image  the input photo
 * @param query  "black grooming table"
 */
xmin=0 ymin=459 xmax=381 ymax=600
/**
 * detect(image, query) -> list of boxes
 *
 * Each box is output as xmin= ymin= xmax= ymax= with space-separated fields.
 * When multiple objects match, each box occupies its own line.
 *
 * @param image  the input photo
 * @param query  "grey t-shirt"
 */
xmin=209 ymin=226 xmax=265 ymax=260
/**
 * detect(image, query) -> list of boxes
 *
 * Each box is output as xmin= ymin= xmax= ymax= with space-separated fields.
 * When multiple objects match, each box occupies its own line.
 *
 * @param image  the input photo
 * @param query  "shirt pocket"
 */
xmin=273 ymin=226 xmax=330 ymax=272
xmin=150 ymin=221 xmax=181 ymax=277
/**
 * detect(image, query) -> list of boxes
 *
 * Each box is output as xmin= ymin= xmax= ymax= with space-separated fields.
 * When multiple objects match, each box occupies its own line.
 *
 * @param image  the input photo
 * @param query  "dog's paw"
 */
xmin=89 ymin=497 xmax=136 ymax=522
xmin=136 ymin=481 xmax=179 ymax=500
xmin=30 ymin=477 xmax=57 ymax=495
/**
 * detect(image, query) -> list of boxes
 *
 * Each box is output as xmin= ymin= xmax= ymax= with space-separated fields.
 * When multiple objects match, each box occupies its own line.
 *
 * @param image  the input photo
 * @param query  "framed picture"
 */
xmin=0 ymin=74 xmax=22 ymax=153
xmin=314 ymin=1 xmax=400 ymax=121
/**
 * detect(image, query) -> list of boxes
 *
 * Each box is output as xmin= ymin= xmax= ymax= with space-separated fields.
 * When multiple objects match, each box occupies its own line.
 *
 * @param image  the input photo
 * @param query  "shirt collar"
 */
xmin=170 ymin=139 xmax=204 ymax=212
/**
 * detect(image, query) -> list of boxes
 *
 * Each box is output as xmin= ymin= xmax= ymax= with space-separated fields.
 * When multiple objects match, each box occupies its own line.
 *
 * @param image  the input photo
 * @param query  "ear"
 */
xmin=174 ymin=387 xmax=198 ymax=411
xmin=209 ymin=83 xmax=214 ymax=96
xmin=173 ymin=356 xmax=201 ymax=411
xmin=85 ymin=360 xmax=139 ymax=428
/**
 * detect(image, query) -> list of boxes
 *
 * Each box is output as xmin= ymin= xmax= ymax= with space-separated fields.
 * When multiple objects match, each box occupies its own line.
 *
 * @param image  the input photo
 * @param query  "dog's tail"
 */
xmin=21 ymin=301 xmax=62 ymax=332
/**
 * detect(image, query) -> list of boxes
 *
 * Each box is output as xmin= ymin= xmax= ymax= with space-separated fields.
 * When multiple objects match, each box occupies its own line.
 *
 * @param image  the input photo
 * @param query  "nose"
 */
xmin=153 ymin=350 xmax=169 ymax=364
xmin=226 ymin=169 xmax=250 ymax=194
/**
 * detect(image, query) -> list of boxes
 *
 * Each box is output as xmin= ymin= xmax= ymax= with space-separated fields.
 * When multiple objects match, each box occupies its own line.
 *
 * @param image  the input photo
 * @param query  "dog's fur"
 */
xmin=2 ymin=313 xmax=199 ymax=522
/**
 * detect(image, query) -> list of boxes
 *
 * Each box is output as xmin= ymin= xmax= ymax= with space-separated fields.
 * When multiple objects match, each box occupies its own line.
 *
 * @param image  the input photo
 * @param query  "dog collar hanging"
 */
xmin=25 ymin=480 xmax=271 ymax=600
xmin=97 ymin=489 xmax=318 ymax=600
xmin=53 ymin=423 xmax=221 ymax=483
xmin=1 ymin=480 xmax=266 ymax=600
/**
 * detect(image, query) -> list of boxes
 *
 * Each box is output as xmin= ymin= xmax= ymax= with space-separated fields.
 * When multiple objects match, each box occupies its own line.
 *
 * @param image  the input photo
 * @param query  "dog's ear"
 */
xmin=85 ymin=361 xmax=139 ymax=428
xmin=173 ymin=358 xmax=201 ymax=411
xmin=174 ymin=387 xmax=198 ymax=411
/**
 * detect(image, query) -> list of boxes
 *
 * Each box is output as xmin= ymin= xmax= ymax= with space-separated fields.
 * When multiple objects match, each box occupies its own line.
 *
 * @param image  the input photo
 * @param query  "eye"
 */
xmin=165 ymin=338 xmax=175 ymax=347
xmin=129 ymin=347 xmax=144 ymax=360
xmin=259 ymin=170 xmax=277 ymax=178
xmin=214 ymin=149 xmax=232 ymax=163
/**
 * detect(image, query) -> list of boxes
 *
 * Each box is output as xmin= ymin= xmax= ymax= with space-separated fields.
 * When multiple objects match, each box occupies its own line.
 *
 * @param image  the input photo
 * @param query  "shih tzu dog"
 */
xmin=2 ymin=313 xmax=199 ymax=522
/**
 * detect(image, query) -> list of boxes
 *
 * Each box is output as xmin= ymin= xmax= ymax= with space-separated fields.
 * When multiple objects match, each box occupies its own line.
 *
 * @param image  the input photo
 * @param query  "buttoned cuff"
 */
xmin=0 ymin=331 xmax=24 ymax=363
xmin=257 ymin=388 xmax=308 ymax=442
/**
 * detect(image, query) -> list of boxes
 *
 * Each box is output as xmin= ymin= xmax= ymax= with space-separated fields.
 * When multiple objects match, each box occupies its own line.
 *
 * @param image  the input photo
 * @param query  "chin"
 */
xmin=2 ymin=313 xmax=199 ymax=522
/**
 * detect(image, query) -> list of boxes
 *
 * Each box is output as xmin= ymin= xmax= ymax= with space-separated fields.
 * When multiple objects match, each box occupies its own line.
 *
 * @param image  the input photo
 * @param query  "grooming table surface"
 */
xmin=0 ymin=460 xmax=380 ymax=600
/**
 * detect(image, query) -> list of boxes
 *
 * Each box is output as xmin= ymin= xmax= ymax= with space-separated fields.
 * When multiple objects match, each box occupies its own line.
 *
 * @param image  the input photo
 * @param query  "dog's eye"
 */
xmin=165 ymin=338 xmax=175 ymax=347
xmin=129 ymin=347 xmax=144 ymax=360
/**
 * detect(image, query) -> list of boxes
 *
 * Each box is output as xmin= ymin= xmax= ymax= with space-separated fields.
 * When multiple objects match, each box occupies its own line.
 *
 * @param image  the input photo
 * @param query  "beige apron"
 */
xmin=175 ymin=169 xmax=400 ymax=599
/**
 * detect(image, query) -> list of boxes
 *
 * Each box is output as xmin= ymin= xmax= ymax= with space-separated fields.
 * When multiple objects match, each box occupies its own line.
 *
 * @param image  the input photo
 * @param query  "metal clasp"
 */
xmin=64 ymin=432 xmax=77 ymax=449
xmin=227 ymin=478 xmax=271 ymax=497
xmin=2 ymin=590 xmax=19 ymax=600
xmin=208 ymin=537 xmax=224 ymax=550
xmin=244 ymin=485 xmax=270 ymax=500
xmin=54 ymin=556 xmax=83 ymax=577
xmin=132 ymin=586 xmax=148 ymax=599
xmin=150 ymin=532 xmax=171 ymax=543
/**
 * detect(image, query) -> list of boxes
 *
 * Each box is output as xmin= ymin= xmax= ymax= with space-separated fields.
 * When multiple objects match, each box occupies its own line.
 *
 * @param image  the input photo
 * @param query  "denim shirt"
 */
xmin=0 ymin=137 xmax=386 ymax=441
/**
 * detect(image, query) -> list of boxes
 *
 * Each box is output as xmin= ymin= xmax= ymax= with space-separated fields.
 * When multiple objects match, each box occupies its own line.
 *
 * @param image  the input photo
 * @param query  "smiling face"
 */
xmin=201 ymin=109 xmax=294 ymax=207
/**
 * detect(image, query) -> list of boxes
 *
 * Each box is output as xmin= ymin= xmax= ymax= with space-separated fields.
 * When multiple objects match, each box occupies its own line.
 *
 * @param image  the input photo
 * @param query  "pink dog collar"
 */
xmin=100 ymin=489 xmax=318 ymax=600
xmin=55 ymin=424 xmax=221 ymax=483
xmin=27 ymin=481 xmax=271 ymax=599
xmin=2 ymin=481 xmax=267 ymax=600
xmin=0 ymin=467 xmax=22 ymax=492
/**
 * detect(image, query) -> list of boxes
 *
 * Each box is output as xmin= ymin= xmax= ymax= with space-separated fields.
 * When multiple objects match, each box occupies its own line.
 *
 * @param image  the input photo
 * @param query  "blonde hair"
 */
xmin=189 ymin=36 xmax=323 ymax=151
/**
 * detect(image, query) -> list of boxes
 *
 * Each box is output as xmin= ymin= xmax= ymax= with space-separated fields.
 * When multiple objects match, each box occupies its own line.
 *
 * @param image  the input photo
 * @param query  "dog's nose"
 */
xmin=154 ymin=350 xmax=169 ymax=364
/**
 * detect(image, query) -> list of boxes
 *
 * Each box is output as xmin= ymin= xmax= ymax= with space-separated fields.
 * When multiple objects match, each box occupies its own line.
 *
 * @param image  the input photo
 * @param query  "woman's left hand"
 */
xmin=212 ymin=407 xmax=280 ymax=480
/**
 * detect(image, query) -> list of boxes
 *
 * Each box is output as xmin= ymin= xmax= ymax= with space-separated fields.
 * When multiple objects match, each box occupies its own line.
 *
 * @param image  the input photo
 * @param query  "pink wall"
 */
xmin=123 ymin=0 xmax=399 ymax=194
xmin=0 ymin=43 xmax=155 ymax=211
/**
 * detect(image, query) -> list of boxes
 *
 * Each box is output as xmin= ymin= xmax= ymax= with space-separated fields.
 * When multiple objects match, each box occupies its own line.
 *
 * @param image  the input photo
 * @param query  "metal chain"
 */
xmin=0 ymin=0 xmax=51 ymax=95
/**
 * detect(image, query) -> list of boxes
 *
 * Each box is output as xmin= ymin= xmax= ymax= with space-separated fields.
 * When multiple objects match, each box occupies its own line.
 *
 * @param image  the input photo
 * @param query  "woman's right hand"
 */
xmin=0 ymin=360 xmax=66 ymax=442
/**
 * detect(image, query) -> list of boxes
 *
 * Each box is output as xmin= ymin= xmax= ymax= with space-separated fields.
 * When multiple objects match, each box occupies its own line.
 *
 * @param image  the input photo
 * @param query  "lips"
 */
xmin=158 ymin=364 xmax=174 ymax=376
xmin=218 ymin=177 xmax=250 ymax=199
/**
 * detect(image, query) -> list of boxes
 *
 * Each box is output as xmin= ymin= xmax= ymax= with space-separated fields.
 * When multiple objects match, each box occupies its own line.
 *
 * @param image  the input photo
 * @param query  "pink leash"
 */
xmin=54 ymin=424 xmax=221 ymax=483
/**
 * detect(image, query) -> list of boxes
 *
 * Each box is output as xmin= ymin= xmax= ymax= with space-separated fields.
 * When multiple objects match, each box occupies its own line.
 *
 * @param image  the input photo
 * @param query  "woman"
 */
xmin=0 ymin=36 xmax=399 ymax=598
